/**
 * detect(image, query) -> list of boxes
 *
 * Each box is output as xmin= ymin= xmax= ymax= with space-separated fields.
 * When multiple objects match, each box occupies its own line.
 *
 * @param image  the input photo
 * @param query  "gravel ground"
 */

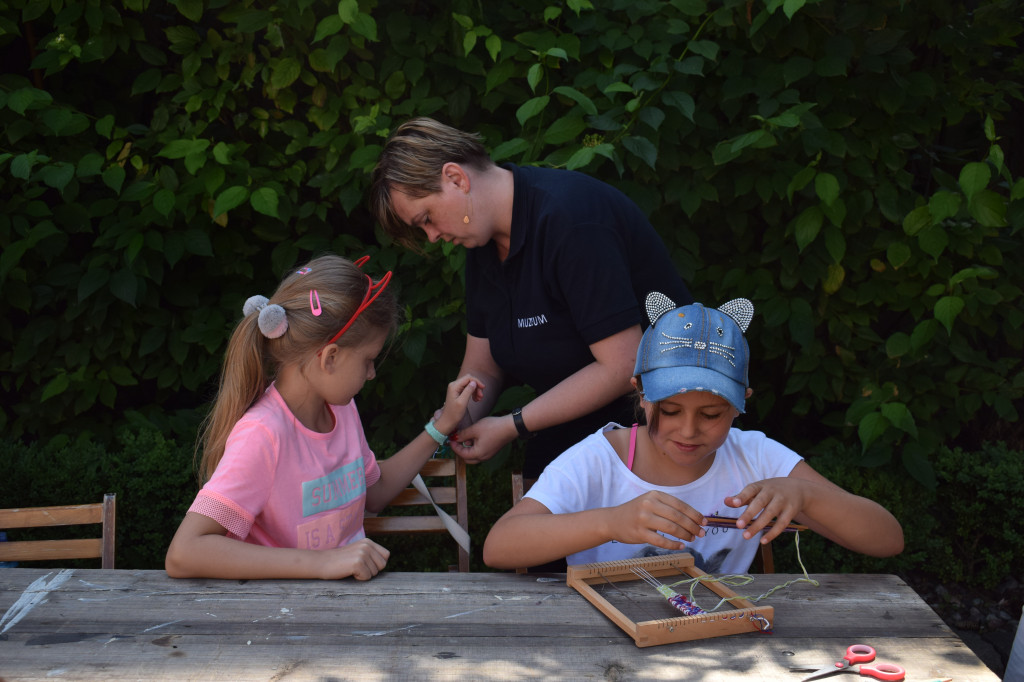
xmin=905 ymin=572 xmax=1023 ymax=678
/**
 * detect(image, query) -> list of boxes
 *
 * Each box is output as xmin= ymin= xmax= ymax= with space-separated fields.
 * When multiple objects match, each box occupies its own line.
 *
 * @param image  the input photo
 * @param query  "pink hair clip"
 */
xmin=310 ymin=289 xmax=322 ymax=316
xmin=296 ymin=267 xmax=312 ymax=275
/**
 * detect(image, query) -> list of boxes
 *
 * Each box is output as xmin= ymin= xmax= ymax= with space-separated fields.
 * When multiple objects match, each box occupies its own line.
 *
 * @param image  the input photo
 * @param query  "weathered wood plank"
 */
xmin=0 ymin=569 xmax=999 ymax=682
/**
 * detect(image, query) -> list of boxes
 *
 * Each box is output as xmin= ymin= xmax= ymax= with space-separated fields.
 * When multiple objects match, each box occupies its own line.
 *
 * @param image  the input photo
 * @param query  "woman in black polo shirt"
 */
xmin=369 ymin=117 xmax=692 ymax=479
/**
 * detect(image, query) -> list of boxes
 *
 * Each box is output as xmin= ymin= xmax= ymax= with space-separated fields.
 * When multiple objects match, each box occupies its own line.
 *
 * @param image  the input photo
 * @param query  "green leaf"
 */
xmin=910 ymin=319 xmax=937 ymax=351
xmin=41 ymin=372 xmax=70 ymax=402
xmin=793 ymin=206 xmax=823 ymax=252
xmin=565 ymin=146 xmax=595 ymax=171
xmin=783 ymin=0 xmax=807 ymax=19
xmin=131 ymin=68 xmax=162 ymax=95
xmin=338 ymin=0 xmax=358 ymax=23
xmin=212 ymin=186 xmax=248 ymax=218
xmin=687 ymin=39 xmax=718 ymax=61
xmin=968 ymin=189 xmax=1007 ymax=227
xmin=485 ymin=35 xmax=501 ymax=62
xmin=158 ymin=139 xmax=210 ymax=159
xmin=110 ymin=269 xmax=138 ymax=305
xmin=900 ymin=447 xmax=936 ymax=489
xmin=902 ymin=205 xmax=932 ymax=235
xmin=543 ymin=115 xmax=586 ymax=145
xmin=662 ymin=91 xmax=695 ymax=122
xmin=173 ymin=0 xmax=203 ymax=22
xmin=958 ymin=161 xmax=990 ymax=203
xmin=857 ymin=411 xmax=890 ymax=453
xmin=516 ymin=96 xmax=550 ymax=126
xmin=927 ymin=191 xmax=961 ymax=223
xmin=886 ymin=242 xmax=911 ymax=269
xmin=934 ymin=295 xmax=965 ymax=335
xmin=527 ymin=63 xmax=543 ymax=93
xmin=622 ymin=136 xmax=657 ymax=170
xmin=917 ymin=224 xmax=948 ymax=260
xmin=492 ymin=138 xmax=530 ymax=161
xmin=314 ymin=15 xmax=344 ymax=42
xmin=271 ymin=58 xmax=302 ymax=89
xmin=552 ymin=86 xmax=597 ymax=115
xmin=881 ymin=402 xmax=917 ymax=438
xmin=350 ymin=13 xmax=378 ymax=40
xmin=885 ymin=332 xmax=911 ymax=359
xmin=102 ymin=165 xmax=126 ymax=194
xmin=40 ymin=162 xmax=75 ymax=192
xmin=822 ymin=263 xmax=844 ymax=294
xmin=76 ymin=153 xmax=104 ymax=178
xmin=250 ymin=187 xmax=280 ymax=217
xmin=787 ymin=166 xmax=815 ymax=201
xmin=153 ymin=188 xmax=176 ymax=217
xmin=78 ymin=268 xmax=110 ymax=301
xmin=814 ymin=172 xmax=839 ymax=206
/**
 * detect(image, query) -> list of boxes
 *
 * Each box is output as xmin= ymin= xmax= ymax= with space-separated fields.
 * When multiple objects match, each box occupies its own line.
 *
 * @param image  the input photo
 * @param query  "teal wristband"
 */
xmin=424 ymin=421 xmax=447 ymax=445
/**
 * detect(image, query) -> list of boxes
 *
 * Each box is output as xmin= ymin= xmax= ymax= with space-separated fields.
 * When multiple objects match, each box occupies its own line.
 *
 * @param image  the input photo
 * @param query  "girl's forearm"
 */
xmin=365 ymin=430 xmax=439 ymax=512
xmin=482 ymin=509 xmax=614 ymax=569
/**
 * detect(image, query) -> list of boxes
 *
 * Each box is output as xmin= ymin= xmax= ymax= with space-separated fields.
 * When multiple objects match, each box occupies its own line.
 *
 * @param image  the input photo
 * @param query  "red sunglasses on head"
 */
xmin=323 ymin=256 xmax=392 ymax=346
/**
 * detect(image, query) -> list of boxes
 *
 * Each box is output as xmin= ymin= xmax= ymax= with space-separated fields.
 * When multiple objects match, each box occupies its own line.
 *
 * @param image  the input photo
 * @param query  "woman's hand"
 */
xmin=433 ymin=374 xmax=484 ymax=436
xmin=605 ymin=491 xmax=706 ymax=550
xmin=322 ymin=538 xmax=390 ymax=581
xmin=448 ymin=414 xmax=517 ymax=463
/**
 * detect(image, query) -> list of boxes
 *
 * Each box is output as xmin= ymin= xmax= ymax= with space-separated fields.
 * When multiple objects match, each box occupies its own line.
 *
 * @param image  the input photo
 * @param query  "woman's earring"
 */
xmin=463 ymin=192 xmax=472 ymax=224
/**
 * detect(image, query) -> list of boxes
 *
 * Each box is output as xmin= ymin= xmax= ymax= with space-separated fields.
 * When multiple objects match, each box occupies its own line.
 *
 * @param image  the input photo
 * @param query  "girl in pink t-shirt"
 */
xmin=166 ymin=255 xmax=481 ymax=581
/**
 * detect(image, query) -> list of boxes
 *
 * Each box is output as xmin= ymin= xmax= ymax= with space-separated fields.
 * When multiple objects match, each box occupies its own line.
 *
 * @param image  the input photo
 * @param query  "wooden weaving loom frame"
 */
xmin=566 ymin=553 xmax=774 ymax=647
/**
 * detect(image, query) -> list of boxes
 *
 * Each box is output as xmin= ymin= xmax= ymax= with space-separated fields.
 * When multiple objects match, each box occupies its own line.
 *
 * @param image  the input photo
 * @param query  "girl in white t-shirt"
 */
xmin=166 ymin=254 xmax=481 ymax=581
xmin=483 ymin=294 xmax=903 ymax=573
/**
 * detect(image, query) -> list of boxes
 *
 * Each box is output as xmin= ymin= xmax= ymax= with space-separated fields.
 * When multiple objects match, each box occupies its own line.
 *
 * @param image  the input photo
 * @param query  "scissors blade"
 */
xmin=799 ymin=663 xmax=847 ymax=682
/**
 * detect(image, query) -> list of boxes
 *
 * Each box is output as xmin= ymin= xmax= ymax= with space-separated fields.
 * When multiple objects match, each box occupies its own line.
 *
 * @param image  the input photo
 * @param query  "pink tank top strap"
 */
xmin=627 ymin=423 xmax=639 ymax=471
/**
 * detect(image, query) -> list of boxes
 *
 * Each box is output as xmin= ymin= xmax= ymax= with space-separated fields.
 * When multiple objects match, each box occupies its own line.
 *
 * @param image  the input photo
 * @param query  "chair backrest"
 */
xmin=510 ymin=472 xmax=775 ymax=574
xmin=364 ymin=459 xmax=469 ymax=572
xmin=0 ymin=493 xmax=116 ymax=569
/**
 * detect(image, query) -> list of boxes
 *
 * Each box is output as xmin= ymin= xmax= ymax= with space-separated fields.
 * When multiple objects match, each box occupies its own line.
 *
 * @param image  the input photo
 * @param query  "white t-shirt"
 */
xmin=525 ymin=423 xmax=803 ymax=574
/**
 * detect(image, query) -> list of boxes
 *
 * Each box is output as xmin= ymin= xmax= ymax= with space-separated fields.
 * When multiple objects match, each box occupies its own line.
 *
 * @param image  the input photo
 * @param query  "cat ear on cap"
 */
xmin=644 ymin=291 xmax=677 ymax=326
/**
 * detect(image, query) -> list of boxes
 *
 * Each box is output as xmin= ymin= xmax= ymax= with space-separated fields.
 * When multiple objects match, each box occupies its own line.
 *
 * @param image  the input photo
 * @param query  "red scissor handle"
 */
xmin=858 ymin=662 xmax=905 ymax=681
xmin=844 ymin=644 xmax=876 ymax=665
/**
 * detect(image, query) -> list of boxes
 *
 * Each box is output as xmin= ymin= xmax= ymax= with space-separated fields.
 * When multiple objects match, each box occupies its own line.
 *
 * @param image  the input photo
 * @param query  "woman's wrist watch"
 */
xmin=511 ymin=407 xmax=536 ymax=440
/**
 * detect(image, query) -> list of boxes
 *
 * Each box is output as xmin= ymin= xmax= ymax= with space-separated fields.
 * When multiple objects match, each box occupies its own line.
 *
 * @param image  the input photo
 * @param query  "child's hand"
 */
xmin=724 ymin=477 xmax=809 ymax=544
xmin=323 ymin=538 xmax=391 ymax=581
xmin=433 ymin=374 xmax=484 ymax=435
xmin=607 ymin=491 xmax=706 ymax=550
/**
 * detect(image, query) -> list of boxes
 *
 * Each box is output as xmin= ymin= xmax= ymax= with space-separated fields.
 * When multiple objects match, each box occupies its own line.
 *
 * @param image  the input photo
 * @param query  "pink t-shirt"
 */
xmin=189 ymin=384 xmax=381 ymax=550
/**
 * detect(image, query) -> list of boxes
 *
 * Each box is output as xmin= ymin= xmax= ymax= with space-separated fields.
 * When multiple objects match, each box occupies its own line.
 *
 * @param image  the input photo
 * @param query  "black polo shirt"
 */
xmin=465 ymin=164 xmax=692 ymax=475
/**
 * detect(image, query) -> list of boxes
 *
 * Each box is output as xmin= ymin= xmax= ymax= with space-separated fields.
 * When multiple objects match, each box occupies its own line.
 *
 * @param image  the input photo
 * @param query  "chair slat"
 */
xmin=0 ymin=505 xmax=103 ymax=528
xmin=0 ymin=538 xmax=103 ymax=562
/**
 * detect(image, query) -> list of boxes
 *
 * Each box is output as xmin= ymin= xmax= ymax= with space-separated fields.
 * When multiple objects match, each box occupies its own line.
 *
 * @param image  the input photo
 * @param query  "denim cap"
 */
xmin=633 ymin=292 xmax=754 ymax=413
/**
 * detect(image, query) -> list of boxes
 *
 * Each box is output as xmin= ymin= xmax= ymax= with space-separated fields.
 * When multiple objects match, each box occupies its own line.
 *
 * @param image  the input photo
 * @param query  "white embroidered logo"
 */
xmin=517 ymin=314 xmax=548 ymax=328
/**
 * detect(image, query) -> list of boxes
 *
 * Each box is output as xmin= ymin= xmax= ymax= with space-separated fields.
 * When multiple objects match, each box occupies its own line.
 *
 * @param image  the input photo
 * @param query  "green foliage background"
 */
xmin=1 ymin=0 xmax=1022 ymax=578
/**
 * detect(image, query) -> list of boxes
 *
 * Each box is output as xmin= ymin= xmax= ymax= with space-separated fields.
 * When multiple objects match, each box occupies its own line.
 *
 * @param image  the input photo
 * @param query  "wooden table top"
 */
xmin=0 ymin=567 xmax=1000 ymax=681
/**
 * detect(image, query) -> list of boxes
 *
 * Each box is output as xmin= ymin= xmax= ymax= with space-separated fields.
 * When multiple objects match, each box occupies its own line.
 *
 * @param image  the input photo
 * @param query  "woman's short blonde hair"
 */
xmin=369 ymin=117 xmax=494 ymax=248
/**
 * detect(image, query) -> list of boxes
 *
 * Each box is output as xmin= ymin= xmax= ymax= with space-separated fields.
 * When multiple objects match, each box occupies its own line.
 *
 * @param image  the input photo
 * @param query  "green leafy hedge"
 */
xmin=1 ymin=0 xmax=1021 ymax=493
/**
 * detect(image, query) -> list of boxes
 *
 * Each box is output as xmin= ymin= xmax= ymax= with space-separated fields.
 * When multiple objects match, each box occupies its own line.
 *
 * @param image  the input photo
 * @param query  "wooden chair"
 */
xmin=365 ymin=458 xmax=469 ymax=572
xmin=0 ymin=493 xmax=117 ymax=569
xmin=510 ymin=472 xmax=775 ymax=574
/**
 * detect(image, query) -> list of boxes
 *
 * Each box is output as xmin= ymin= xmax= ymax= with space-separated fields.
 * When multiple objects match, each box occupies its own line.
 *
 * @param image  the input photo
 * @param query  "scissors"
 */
xmin=792 ymin=644 xmax=906 ymax=681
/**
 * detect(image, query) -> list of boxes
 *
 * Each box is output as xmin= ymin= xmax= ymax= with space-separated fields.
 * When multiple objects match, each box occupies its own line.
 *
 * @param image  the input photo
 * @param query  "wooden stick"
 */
xmin=704 ymin=514 xmax=808 ymax=533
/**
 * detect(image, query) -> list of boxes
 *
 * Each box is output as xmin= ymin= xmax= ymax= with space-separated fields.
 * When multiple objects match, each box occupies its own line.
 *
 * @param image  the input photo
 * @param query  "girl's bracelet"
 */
xmin=424 ymin=421 xmax=448 ymax=445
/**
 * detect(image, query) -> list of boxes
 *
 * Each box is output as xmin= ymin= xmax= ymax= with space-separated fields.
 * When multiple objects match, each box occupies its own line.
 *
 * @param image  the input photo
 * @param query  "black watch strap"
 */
xmin=511 ymin=407 xmax=536 ymax=440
